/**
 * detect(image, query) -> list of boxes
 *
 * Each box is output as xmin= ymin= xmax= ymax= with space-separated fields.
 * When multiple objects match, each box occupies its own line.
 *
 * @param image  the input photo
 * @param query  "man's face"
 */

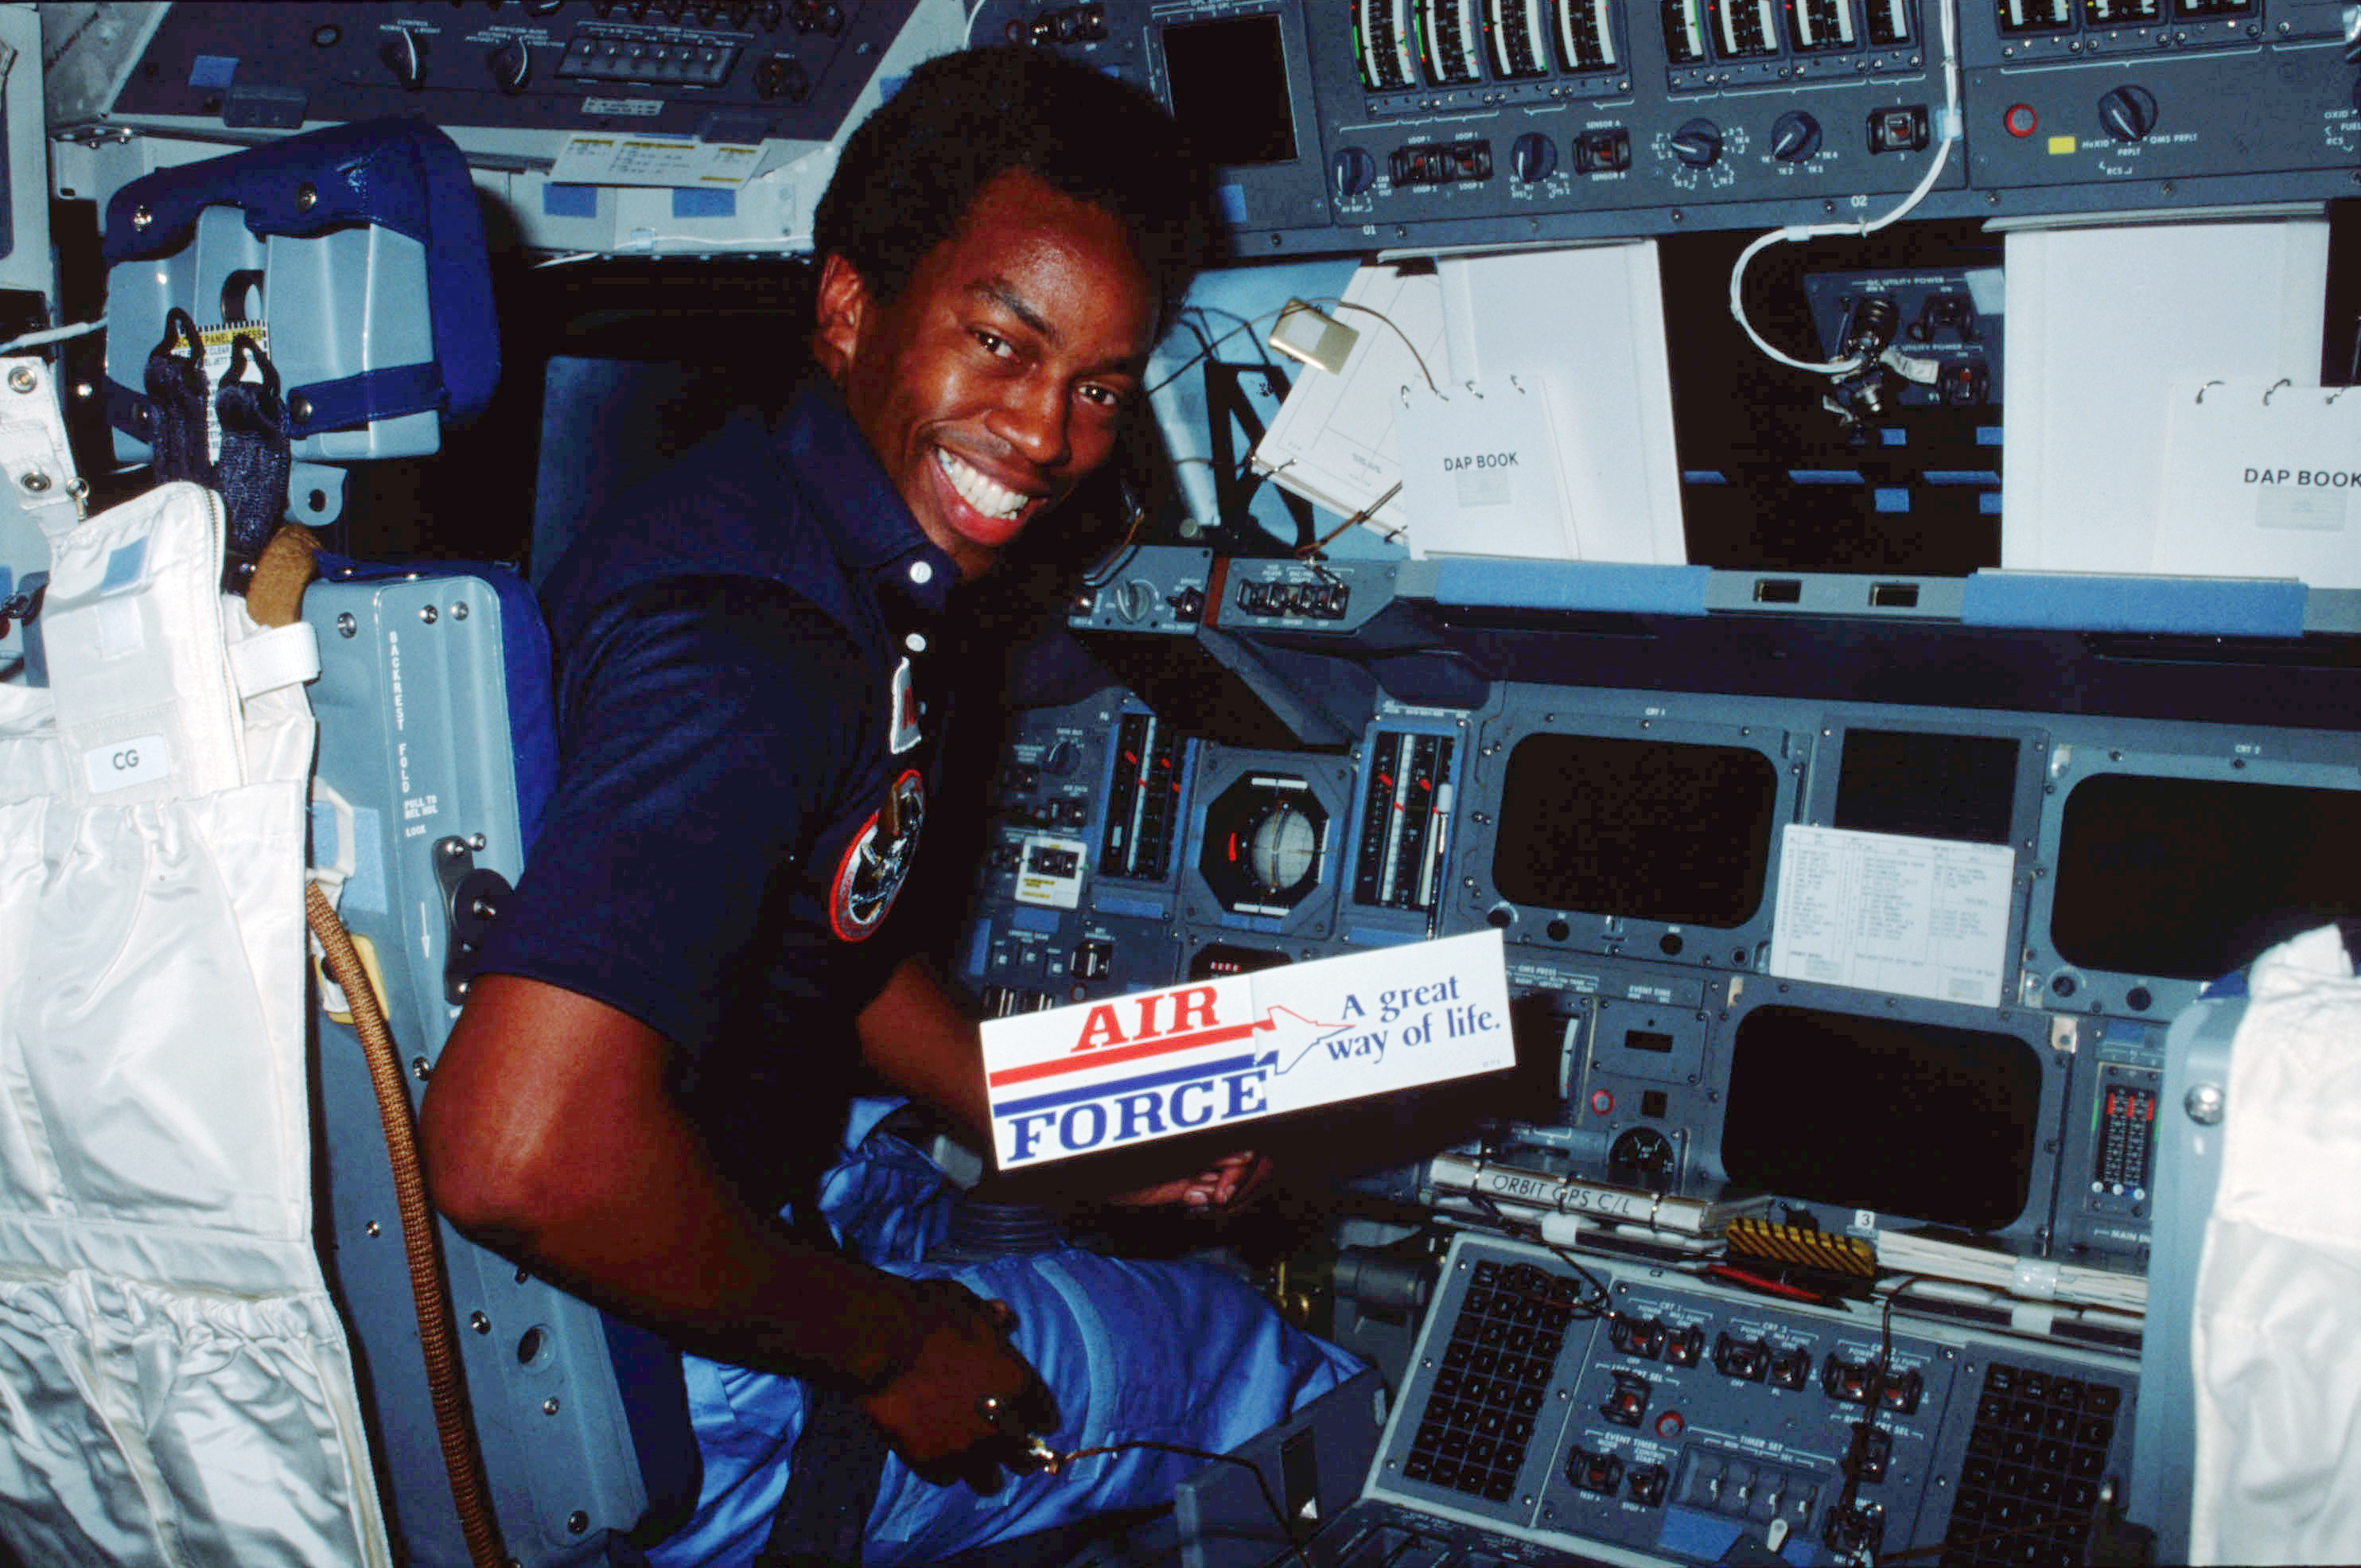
xmin=815 ymin=169 xmax=1158 ymax=581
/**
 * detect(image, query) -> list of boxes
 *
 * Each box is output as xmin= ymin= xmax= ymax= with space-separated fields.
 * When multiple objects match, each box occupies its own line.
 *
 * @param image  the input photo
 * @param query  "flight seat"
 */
xmin=305 ymin=554 xmax=701 ymax=1566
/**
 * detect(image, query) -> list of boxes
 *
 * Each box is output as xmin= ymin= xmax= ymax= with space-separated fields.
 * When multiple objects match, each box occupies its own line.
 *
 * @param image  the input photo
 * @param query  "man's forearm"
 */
xmin=424 ymin=973 xmax=927 ymax=1391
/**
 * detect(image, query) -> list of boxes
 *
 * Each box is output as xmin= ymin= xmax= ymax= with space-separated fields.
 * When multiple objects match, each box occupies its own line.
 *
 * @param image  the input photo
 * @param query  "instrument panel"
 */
xmin=971 ymin=0 xmax=2359 ymax=251
xmin=962 ymin=554 xmax=2361 ymax=1287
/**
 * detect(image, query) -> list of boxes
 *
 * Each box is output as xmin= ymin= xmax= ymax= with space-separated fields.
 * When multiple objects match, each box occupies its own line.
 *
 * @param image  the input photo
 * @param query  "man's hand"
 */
xmin=1103 ymin=1150 xmax=1273 ymax=1211
xmin=859 ymin=1277 xmax=1056 ymax=1470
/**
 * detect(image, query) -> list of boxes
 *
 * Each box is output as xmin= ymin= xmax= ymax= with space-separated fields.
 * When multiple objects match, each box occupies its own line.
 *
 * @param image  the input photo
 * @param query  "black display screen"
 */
xmin=1492 ymin=733 xmax=1779 ymax=928
xmin=1721 ymin=1005 xmax=2042 ymax=1231
xmin=1834 ymin=729 xmax=2020 ymax=846
xmin=1161 ymin=15 xmax=1298 ymax=167
xmin=2052 ymin=772 xmax=2361 ymax=979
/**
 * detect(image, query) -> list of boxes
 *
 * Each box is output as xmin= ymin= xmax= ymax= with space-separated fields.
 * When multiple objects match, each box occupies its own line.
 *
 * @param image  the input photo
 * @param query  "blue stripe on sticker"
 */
xmin=998 ymin=1051 xmax=1273 ymax=1118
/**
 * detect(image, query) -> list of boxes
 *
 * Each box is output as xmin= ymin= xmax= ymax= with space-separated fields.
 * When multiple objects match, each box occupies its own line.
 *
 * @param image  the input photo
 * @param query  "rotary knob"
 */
xmin=488 ymin=37 xmax=533 ymax=94
xmin=380 ymin=27 xmax=429 ymax=90
xmin=1511 ymin=131 xmax=1558 ymax=183
xmin=1331 ymin=145 xmax=1378 ymax=198
xmin=1670 ymin=117 xmax=1724 ymax=168
xmin=1769 ymin=111 xmax=1822 ymax=162
xmin=2098 ymin=84 xmax=2158 ymax=143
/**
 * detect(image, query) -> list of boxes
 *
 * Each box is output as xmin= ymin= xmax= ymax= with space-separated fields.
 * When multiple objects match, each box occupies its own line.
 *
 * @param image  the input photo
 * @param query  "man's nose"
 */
xmin=988 ymin=375 xmax=1071 ymax=469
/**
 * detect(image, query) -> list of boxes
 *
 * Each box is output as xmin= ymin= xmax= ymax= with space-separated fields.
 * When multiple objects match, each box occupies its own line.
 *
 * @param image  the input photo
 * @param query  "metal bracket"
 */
xmin=432 ymin=835 xmax=511 ymax=1006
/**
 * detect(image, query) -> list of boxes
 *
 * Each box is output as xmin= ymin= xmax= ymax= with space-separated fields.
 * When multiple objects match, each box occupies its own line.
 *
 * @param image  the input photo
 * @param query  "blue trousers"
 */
xmin=648 ymin=1103 xmax=1366 ymax=1566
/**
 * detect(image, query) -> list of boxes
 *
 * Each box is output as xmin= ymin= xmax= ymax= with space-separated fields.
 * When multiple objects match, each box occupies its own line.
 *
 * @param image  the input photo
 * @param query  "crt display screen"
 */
xmin=1161 ymin=15 xmax=1297 ymax=167
xmin=1492 ymin=733 xmax=1779 ymax=928
xmin=1834 ymin=728 xmax=2020 ymax=846
xmin=1721 ymin=1005 xmax=2042 ymax=1232
xmin=2051 ymin=772 xmax=2361 ymax=979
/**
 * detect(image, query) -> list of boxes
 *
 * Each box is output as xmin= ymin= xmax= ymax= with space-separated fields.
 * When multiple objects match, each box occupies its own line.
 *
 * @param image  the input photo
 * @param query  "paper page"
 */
xmin=1394 ymin=379 xmax=1579 ymax=560
xmin=1768 ymin=825 xmax=2015 ymax=1009
xmin=2000 ymin=220 xmax=2328 ymax=574
xmin=1251 ymin=263 xmax=1445 ymax=542
xmin=1437 ymin=242 xmax=1686 ymax=564
xmin=2153 ymin=381 xmax=2361 ymax=588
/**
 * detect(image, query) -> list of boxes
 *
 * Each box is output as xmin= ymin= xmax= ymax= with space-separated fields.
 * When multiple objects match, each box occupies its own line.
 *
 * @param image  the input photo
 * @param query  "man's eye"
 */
xmin=1078 ymin=383 xmax=1129 ymax=410
xmin=972 ymin=329 xmax=1013 ymax=358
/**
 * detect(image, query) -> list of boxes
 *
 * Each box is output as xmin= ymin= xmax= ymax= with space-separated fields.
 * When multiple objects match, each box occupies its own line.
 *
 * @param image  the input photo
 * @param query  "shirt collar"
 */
xmin=779 ymin=376 xmax=959 ymax=623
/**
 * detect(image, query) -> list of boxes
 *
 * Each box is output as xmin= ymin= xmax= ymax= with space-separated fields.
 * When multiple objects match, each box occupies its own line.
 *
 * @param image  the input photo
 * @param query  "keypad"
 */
xmin=1942 ymin=1361 xmax=2122 ymax=1568
xmin=1404 ymin=1259 xmax=1580 ymax=1503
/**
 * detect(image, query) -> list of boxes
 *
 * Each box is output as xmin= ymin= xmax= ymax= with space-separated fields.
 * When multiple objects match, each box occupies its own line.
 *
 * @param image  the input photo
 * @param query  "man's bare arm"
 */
xmin=420 ymin=972 xmax=1033 ymax=1461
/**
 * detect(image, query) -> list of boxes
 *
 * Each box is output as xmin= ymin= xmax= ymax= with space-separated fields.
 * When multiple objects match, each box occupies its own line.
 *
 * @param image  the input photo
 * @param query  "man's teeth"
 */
xmin=937 ymin=449 xmax=1028 ymax=519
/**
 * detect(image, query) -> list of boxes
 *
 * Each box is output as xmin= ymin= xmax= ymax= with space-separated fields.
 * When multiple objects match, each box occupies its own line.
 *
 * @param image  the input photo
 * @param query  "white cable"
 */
xmin=0 ymin=317 xmax=107 ymax=354
xmin=613 ymin=232 xmax=802 ymax=255
xmin=1727 ymin=0 xmax=1962 ymax=375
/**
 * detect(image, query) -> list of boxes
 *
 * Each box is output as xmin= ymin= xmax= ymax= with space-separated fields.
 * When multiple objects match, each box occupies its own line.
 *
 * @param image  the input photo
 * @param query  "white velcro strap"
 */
xmin=2011 ymin=1258 xmax=2063 ymax=1301
xmin=228 ymin=621 xmax=322 ymax=699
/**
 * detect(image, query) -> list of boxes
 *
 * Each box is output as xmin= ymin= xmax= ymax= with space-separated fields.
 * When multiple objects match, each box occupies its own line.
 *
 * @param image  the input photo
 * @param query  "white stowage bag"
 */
xmin=2189 ymin=924 xmax=2361 ymax=1565
xmin=0 ymin=482 xmax=389 ymax=1566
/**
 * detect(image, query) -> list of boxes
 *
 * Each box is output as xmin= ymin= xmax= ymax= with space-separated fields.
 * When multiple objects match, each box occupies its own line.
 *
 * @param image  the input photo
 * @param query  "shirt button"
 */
xmin=908 ymin=561 xmax=934 ymax=586
xmin=904 ymin=632 xmax=928 ymax=653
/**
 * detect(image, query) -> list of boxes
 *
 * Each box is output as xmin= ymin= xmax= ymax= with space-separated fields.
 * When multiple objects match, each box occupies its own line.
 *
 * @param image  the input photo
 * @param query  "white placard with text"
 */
xmin=981 ymin=929 xmax=1514 ymax=1169
xmin=1768 ymin=825 xmax=2015 ymax=1009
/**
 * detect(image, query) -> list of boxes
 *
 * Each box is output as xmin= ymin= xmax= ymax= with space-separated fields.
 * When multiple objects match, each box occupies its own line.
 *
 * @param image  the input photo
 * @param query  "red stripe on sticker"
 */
xmin=988 ymin=1017 xmax=1266 ymax=1088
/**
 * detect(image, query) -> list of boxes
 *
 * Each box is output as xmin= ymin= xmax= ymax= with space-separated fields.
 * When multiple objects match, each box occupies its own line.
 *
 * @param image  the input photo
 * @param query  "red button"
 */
xmin=1655 ymin=1410 xmax=1686 ymax=1438
xmin=2005 ymin=103 xmax=2039 ymax=138
xmin=1589 ymin=1089 xmax=1615 ymax=1116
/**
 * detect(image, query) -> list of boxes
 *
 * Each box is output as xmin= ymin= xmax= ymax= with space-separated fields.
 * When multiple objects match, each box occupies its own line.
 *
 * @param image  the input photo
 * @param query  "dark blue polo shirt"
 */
xmin=479 ymin=378 xmax=959 ymax=1208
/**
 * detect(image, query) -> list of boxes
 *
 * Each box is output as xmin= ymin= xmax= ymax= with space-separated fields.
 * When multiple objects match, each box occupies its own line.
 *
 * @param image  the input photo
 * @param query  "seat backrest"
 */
xmin=305 ymin=557 xmax=698 ymax=1567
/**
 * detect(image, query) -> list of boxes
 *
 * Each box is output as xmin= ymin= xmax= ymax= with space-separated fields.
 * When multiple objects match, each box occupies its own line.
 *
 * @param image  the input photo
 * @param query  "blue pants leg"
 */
xmin=648 ymin=1123 xmax=1365 ymax=1566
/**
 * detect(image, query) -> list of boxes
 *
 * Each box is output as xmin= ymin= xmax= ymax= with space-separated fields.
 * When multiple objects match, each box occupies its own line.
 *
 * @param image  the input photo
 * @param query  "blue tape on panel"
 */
xmin=543 ymin=184 xmax=600 ymax=219
xmin=1961 ymin=571 xmax=2308 ymax=636
xmin=1095 ymin=890 xmax=1165 ymax=920
xmin=671 ymin=187 xmax=737 ymax=220
xmin=188 ymin=55 xmax=239 ymax=89
xmin=1433 ymin=558 xmax=1713 ymax=617
xmin=1011 ymin=905 xmax=1060 ymax=934
xmin=1216 ymin=185 xmax=1249 ymax=224
xmin=967 ymin=921 xmax=993 ymax=976
xmin=1874 ymin=488 xmax=1911 ymax=513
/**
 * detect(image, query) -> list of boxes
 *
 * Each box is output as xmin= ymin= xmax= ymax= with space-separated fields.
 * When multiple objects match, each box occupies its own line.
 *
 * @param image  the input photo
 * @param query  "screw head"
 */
xmin=289 ymin=393 xmax=313 ymax=422
xmin=131 ymin=204 xmax=153 ymax=230
xmin=2185 ymin=1082 xmax=2226 ymax=1124
xmin=296 ymin=181 xmax=318 ymax=212
xmin=19 ymin=471 xmax=50 ymax=493
xmin=451 ymin=601 xmax=469 ymax=620
xmin=8 ymin=366 xmax=37 ymax=393
xmin=470 ymin=1311 xmax=490 ymax=1334
xmin=419 ymin=604 xmax=438 ymax=624
xmin=336 ymin=612 xmax=357 ymax=637
xmin=543 ymin=1397 xmax=562 ymax=1415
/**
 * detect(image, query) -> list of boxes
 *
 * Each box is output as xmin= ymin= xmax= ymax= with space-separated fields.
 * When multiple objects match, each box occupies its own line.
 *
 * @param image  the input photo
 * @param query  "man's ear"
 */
xmin=811 ymin=253 xmax=870 ymax=384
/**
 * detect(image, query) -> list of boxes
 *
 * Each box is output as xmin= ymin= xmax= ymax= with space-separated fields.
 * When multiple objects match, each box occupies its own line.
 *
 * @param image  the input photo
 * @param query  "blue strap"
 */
xmin=215 ymin=336 xmax=292 ymax=578
xmin=107 ymin=361 xmax=450 ymax=447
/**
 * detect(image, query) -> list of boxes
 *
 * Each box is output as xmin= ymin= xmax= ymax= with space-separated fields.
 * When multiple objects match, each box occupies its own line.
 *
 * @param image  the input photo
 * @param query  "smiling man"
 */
xmin=418 ymin=45 xmax=1360 ymax=1568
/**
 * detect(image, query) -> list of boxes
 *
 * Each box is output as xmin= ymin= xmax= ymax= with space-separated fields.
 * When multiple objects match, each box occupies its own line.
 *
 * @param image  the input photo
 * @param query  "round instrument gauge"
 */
xmin=1199 ymin=773 xmax=1330 ymax=916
